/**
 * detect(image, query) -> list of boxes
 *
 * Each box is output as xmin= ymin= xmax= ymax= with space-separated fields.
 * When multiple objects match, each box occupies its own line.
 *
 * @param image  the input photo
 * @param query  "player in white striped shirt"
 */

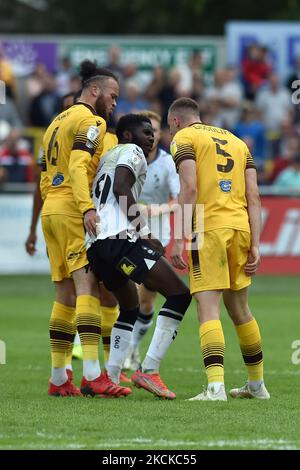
xmin=124 ymin=111 xmax=180 ymax=370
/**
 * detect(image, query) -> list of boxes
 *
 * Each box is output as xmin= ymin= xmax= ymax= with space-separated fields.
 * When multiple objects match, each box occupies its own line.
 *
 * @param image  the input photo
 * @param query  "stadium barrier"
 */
xmin=166 ymin=188 xmax=300 ymax=276
xmin=0 ymin=190 xmax=299 ymax=274
xmin=0 ymin=194 xmax=49 ymax=274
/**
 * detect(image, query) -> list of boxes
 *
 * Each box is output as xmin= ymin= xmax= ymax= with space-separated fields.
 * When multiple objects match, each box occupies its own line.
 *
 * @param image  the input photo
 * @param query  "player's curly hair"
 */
xmin=79 ymin=60 xmax=118 ymax=87
xmin=116 ymin=114 xmax=152 ymax=142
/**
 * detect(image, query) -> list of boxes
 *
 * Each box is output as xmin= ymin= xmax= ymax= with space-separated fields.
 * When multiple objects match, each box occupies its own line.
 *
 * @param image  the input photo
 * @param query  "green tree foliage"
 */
xmin=1 ymin=0 xmax=300 ymax=34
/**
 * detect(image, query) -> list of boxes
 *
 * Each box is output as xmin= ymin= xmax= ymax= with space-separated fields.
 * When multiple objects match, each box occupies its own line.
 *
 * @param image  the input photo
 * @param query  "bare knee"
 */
xmin=140 ymin=298 xmax=154 ymax=314
xmin=113 ymin=280 xmax=139 ymax=311
xmin=139 ymin=286 xmax=156 ymax=314
xmin=55 ymin=279 xmax=76 ymax=307
xmin=72 ymin=267 xmax=100 ymax=298
xmin=223 ymin=291 xmax=252 ymax=325
xmin=99 ymin=283 xmax=118 ymax=307
xmin=194 ymin=291 xmax=222 ymax=324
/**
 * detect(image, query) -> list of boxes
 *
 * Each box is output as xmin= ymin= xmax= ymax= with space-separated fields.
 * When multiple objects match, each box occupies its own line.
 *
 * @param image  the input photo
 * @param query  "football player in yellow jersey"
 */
xmin=25 ymin=92 xmax=80 ymax=257
xmin=168 ymin=97 xmax=270 ymax=401
xmin=25 ymin=91 xmax=127 ymax=383
xmin=41 ymin=60 xmax=130 ymax=397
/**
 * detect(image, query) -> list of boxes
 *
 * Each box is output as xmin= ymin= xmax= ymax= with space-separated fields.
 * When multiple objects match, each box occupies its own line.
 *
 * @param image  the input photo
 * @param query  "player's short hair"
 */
xmin=138 ymin=110 xmax=161 ymax=125
xmin=116 ymin=114 xmax=152 ymax=142
xmin=79 ymin=60 xmax=118 ymax=88
xmin=169 ymin=97 xmax=200 ymax=116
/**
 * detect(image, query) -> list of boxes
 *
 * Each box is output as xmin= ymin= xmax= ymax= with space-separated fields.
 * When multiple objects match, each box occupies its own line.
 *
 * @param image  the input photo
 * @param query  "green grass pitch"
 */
xmin=0 ymin=275 xmax=300 ymax=450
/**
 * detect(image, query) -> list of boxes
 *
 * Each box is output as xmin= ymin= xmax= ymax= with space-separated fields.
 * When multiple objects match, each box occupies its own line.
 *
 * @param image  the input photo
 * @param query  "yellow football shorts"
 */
xmin=188 ymin=228 xmax=251 ymax=294
xmin=42 ymin=214 xmax=88 ymax=282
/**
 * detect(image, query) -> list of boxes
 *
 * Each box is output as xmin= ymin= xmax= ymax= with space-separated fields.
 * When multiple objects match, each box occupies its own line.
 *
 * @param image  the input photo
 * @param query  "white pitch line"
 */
xmin=94 ymin=437 xmax=299 ymax=450
xmin=1 ymin=438 xmax=298 ymax=450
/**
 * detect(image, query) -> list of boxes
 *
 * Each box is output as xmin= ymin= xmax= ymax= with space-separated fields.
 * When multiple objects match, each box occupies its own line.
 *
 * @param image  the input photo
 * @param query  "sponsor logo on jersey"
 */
xmin=219 ymin=180 xmax=232 ymax=192
xmin=52 ymin=173 xmax=64 ymax=186
xmin=141 ymin=245 xmax=155 ymax=256
xmin=117 ymin=257 xmax=136 ymax=276
xmin=87 ymin=125 xmax=100 ymax=142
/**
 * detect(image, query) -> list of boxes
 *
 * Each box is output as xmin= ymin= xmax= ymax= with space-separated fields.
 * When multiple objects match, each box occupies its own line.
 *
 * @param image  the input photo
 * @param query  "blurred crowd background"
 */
xmin=1 ymin=39 xmax=300 ymax=190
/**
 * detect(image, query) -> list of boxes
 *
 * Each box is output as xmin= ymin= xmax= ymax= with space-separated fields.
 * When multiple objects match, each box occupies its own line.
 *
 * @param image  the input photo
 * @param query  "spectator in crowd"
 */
xmin=204 ymin=67 xmax=243 ymax=129
xmin=0 ymin=164 xmax=7 ymax=183
xmin=145 ymin=66 xmax=179 ymax=125
xmin=115 ymin=79 xmax=149 ymax=121
xmin=256 ymin=73 xmax=293 ymax=157
xmin=176 ymin=49 xmax=204 ymax=97
xmin=201 ymin=99 xmax=224 ymax=128
xmin=0 ymin=96 xmax=23 ymax=130
xmin=234 ymin=101 xmax=267 ymax=170
xmin=286 ymin=55 xmax=300 ymax=92
xmin=286 ymin=57 xmax=300 ymax=125
xmin=0 ymin=43 xmax=16 ymax=100
xmin=242 ymin=44 xmax=272 ymax=100
xmin=29 ymin=73 xmax=60 ymax=127
xmin=273 ymin=154 xmax=300 ymax=189
xmin=0 ymin=129 xmax=33 ymax=183
xmin=26 ymin=63 xmax=49 ymax=100
xmin=69 ymin=74 xmax=82 ymax=94
xmin=105 ymin=45 xmax=124 ymax=82
xmin=268 ymin=135 xmax=300 ymax=184
xmin=56 ymin=57 xmax=75 ymax=96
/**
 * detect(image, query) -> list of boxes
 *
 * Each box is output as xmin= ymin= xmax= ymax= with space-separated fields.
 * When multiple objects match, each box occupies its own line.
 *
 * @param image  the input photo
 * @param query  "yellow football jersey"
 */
xmin=101 ymin=131 xmax=118 ymax=155
xmin=41 ymin=102 xmax=107 ymax=217
xmin=87 ymin=131 xmax=118 ymax=187
xmin=170 ymin=123 xmax=256 ymax=232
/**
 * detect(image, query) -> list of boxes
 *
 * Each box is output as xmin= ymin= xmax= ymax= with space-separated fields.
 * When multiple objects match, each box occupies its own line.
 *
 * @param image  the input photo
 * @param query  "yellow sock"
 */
xmin=49 ymin=302 xmax=76 ymax=368
xmin=100 ymin=305 xmax=119 ymax=364
xmin=76 ymin=295 xmax=101 ymax=361
xmin=235 ymin=318 xmax=263 ymax=381
xmin=200 ymin=320 xmax=225 ymax=384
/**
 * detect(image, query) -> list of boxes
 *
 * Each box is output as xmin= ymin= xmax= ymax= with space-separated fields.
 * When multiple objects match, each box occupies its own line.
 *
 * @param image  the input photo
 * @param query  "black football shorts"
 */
xmin=87 ymin=236 xmax=162 ymax=291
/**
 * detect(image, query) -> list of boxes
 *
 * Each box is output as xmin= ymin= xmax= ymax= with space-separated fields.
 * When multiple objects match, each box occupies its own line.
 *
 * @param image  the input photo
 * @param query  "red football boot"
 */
xmin=131 ymin=369 xmax=176 ymax=399
xmin=80 ymin=371 xmax=132 ymax=398
xmin=120 ymin=371 xmax=132 ymax=384
xmin=48 ymin=378 xmax=82 ymax=397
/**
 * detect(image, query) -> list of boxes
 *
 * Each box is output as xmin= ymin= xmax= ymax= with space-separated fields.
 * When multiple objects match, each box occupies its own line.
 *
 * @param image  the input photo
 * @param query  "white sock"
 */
xmin=208 ymin=382 xmax=223 ymax=393
xmin=132 ymin=311 xmax=154 ymax=349
xmin=142 ymin=315 xmax=180 ymax=372
xmin=73 ymin=331 xmax=81 ymax=345
xmin=249 ymin=380 xmax=263 ymax=391
xmin=107 ymin=365 xmax=121 ymax=384
xmin=83 ymin=360 xmax=101 ymax=381
xmin=108 ymin=326 xmax=133 ymax=374
xmin=51 ymin=367 xmax=68 ymax=386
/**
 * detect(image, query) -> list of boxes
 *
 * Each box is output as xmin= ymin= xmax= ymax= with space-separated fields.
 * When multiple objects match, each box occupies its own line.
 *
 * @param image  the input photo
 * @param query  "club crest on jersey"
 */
xmin=219 ymin=180 xmax=232 ymax=192
xmin=87 ymin=125 xmax=100 ymax=142
xmin=52 ymin=172 xmax=64 ymax=186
